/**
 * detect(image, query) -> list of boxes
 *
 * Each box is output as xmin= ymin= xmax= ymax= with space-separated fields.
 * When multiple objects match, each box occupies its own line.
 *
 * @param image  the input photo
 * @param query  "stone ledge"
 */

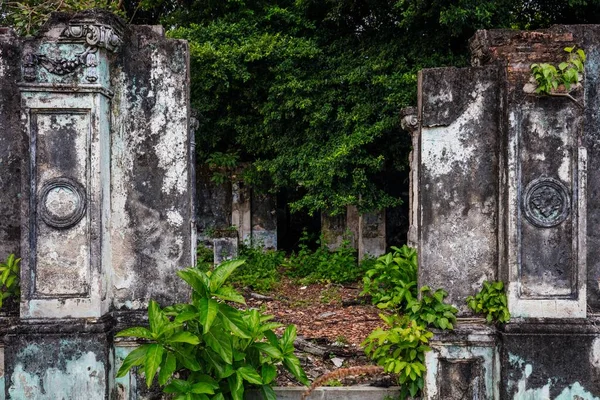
xmin=246 ymin=386 xmax=402 ymax=400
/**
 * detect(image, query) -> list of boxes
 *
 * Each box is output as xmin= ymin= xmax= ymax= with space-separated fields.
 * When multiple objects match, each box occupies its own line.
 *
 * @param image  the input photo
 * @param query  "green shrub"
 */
xmin=406 ymin=286 xmax=457 ymax=330
xmin=466 ymin=281 xmax=510 ymax=324
xmin=230 ymin=242 xmax=285 ymax=293
xmin=0 ymin=254 xmax=20 ymax=309
xmin=195 ymin=244 xmax=214 ymax=272
xmin=530 ymin=47 xmax=586 ymax=94
xmin=116 ymin=259 xmax=309 ymax=400
xmin=361 ymin=246 xmax=457 ymax=399
xmin=285 ymin=232 xmax=364 ymax=284
xmin=363 ymin=314 xmax=431 ymax=399
xmin=361 ymin=245 xmax=418 ymax=311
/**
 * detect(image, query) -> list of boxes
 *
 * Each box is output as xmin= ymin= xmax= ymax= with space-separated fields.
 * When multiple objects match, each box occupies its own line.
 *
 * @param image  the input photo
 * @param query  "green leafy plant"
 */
xmin=285 ymin=231 xmax=365 ymax=284
xmin=530 ymin=47 xmax=586 ymax=94
xmin=196 ymin=244 xmax=214 ymax=272
xmin=361 ymin=247 xmax=457 ymax=399
xmin=0 ymin=254 xmax=20 ymax=309
xmin=229 ymin=242 xmax=285 ymax=293
xmin=206 ymin=151 xmax=239 ymax=184
xmin=116 ymin=259 xmax=308 ymax=400
xmin=406 ymin=286 xmax=458 ymax=330
xmin=466 ymin=281 xmax=510 ymax=324
xmin=363 ymin=314 xmax=431 ymax=399
xmin=361 ymin=245 xmax=418 ymax=311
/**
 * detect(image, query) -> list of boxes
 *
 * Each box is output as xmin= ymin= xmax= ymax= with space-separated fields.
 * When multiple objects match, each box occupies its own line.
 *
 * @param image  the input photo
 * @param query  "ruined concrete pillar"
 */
xmin=416 ymin=27 xmax=600 ymax=398
xmin=251 ymin=191 xmax=277 ymax=249
xmin=358 ymin=210 xmax=386 ymax=260
xmin=321 ymin=207 xmax=386 ymax=259
xmin=321 ymin=211 xmax=349 ymax=250
xmin=401 ymin=106 xmax=419 ymax=249
xmin=0 ymin=10 xmax=194 ymax=398
xmin=231 ymin=181 xmax=252 ymax=243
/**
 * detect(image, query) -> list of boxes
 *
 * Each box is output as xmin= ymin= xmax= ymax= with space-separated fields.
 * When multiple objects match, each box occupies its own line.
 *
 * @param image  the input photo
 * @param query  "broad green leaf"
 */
xmin=116 ymin=345 xmax=150 ymax=377
xmin=144 ymin=344 xmax=164 ymax=387
xmin=115 ymin=327 xmax=153 ymax=340
xmin=190 ymin=382 xmax=216 ymax=394
xmin=201 ymin=348 xmax=234 ymax=379
xmin=264 ymin=330 xmax=280 ymax=348
xmin=148 ymin=300 xmax=166 ymax=335
xmin=178 ymin=268 xmax=209 ymax=296
xmin=283 ymin=355 xmax=309 ymax=385
xmin=175 ymin=349 xmax=202 ymax=372
xmin=218 ymin=304 xmax=250 ymax=338
xmin=214 ymin=286 xmax=246 ymax=304
xmin=205 ymin=326 xmax=233 ymax=364
xmin=210 ymin=259 xmax=245 ymax=292
xmin=253 ymin=342 xmax=283 ymax=359
xmin=164 ymin=379 xmax=192 ymax=393
xmin=228 ymin=373 xmax=244 ymax=400
xmin=237 ymin=366 xmax=263 ymax=385
xmin=174 ymin=308 xmax=199 ymax=324
xmin=198 ymin=298 xmax=219 ymax=333
xmin=281 ymin=325 xmax=297 ymax=353
xmin=261 ymin=364 xmax=277 ymax=384
xmin=169 ymin=331 xmax=201 ymax=345
xmin=260 ymin=385 xmax=277 ymax=400
xmin=158 ymin=352 xmax=177 ymax=385
xmin=260 ymin=322 xmax=283 ymax=333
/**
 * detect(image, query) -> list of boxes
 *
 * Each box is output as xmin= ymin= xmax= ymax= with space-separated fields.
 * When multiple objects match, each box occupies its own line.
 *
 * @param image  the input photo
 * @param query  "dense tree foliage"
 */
xmin=3 ymin=0 xmax=600 ymax=215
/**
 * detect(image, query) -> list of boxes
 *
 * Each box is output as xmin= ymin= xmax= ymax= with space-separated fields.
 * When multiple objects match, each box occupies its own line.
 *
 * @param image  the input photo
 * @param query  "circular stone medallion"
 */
xmin=523 ymin=177 xmax=570 ymax=228
xmin=39 ymin=177 xmax=86 ymax=229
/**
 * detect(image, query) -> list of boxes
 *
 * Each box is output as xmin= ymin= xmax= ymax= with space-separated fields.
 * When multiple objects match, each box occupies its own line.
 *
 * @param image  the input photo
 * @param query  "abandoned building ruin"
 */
xmin=0 ymin=8 xmax=600 ymax=400
xmin=406 ymin=26 xmax=600 ymax=398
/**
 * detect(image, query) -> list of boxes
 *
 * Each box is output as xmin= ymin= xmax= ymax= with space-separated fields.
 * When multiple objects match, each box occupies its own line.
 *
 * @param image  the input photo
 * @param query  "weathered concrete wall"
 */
xmin=418 ymin=65 xmax=501 ymax=314
xmin=501 ymin=322 xmax=600 ymax=399
xmin=566 ymin=25 xmax=600 ymax=313
xmin=0 ymin=29 xmax=23 ymax=261
xmin=416 ymin=26 xmax=600 ymax=398
xmin=110 ymin=23 xmax=193 ymax=309
xmin=322 ymin=208 xmax=387 ymax=259
xmin=251 ymin=191 xmax=277 ymax=249
xmin=196 ymin=165 xmax=232 ymax=236
xmin=0 ymin=10 xmax=194 ymax=399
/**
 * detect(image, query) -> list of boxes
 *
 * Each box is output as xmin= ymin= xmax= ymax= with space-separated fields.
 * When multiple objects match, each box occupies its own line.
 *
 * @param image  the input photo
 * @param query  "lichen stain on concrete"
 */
xmin=8 ymin=352 xmax=105 ymax=400
xmin=149 ymin=48 xmax=188 ymax=196
xmin=591 ymin=337 xmax=600 ymax=371
xmin=0 ymin=48 xmax=6 ymax=77
xmin=422 ymin=81 xmax=492 ymax=177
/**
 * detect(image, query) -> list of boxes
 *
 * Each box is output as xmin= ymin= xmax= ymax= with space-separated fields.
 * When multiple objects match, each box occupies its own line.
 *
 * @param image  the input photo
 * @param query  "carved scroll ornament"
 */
xmin=61 ymin=23 xmax=123 ymax=52
xmin=22 ymin=21 xmax=122 ymax=82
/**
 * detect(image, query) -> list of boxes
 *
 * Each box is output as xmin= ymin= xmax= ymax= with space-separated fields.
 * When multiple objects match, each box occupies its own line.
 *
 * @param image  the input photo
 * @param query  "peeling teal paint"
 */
xmin=555 ymin=382 xmax=600 ymax=400
xmin=114 ymin=345 xmax=136 ymax=400
xmin=511 ymin=361 xmax=599 ymax=400
xmin=8 ymin=351 xmax=105 ymax=400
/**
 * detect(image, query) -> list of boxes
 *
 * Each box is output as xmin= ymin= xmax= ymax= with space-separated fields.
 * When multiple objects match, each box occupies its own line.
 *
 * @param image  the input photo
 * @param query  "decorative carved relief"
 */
xmin=523 ymin=177 xmax=570 ymax=228
xmin=468 ymin=30 xmax=491 ymax=67
xmin=21 ymin=18 xmax=123 ymax=82
xmin=39 ymin=177 xmax=87 ymax=229
xmin=61 ymin=23 xmax=123 ymax=52
xmin=400 ymin=106 xmax=418 ymax=133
